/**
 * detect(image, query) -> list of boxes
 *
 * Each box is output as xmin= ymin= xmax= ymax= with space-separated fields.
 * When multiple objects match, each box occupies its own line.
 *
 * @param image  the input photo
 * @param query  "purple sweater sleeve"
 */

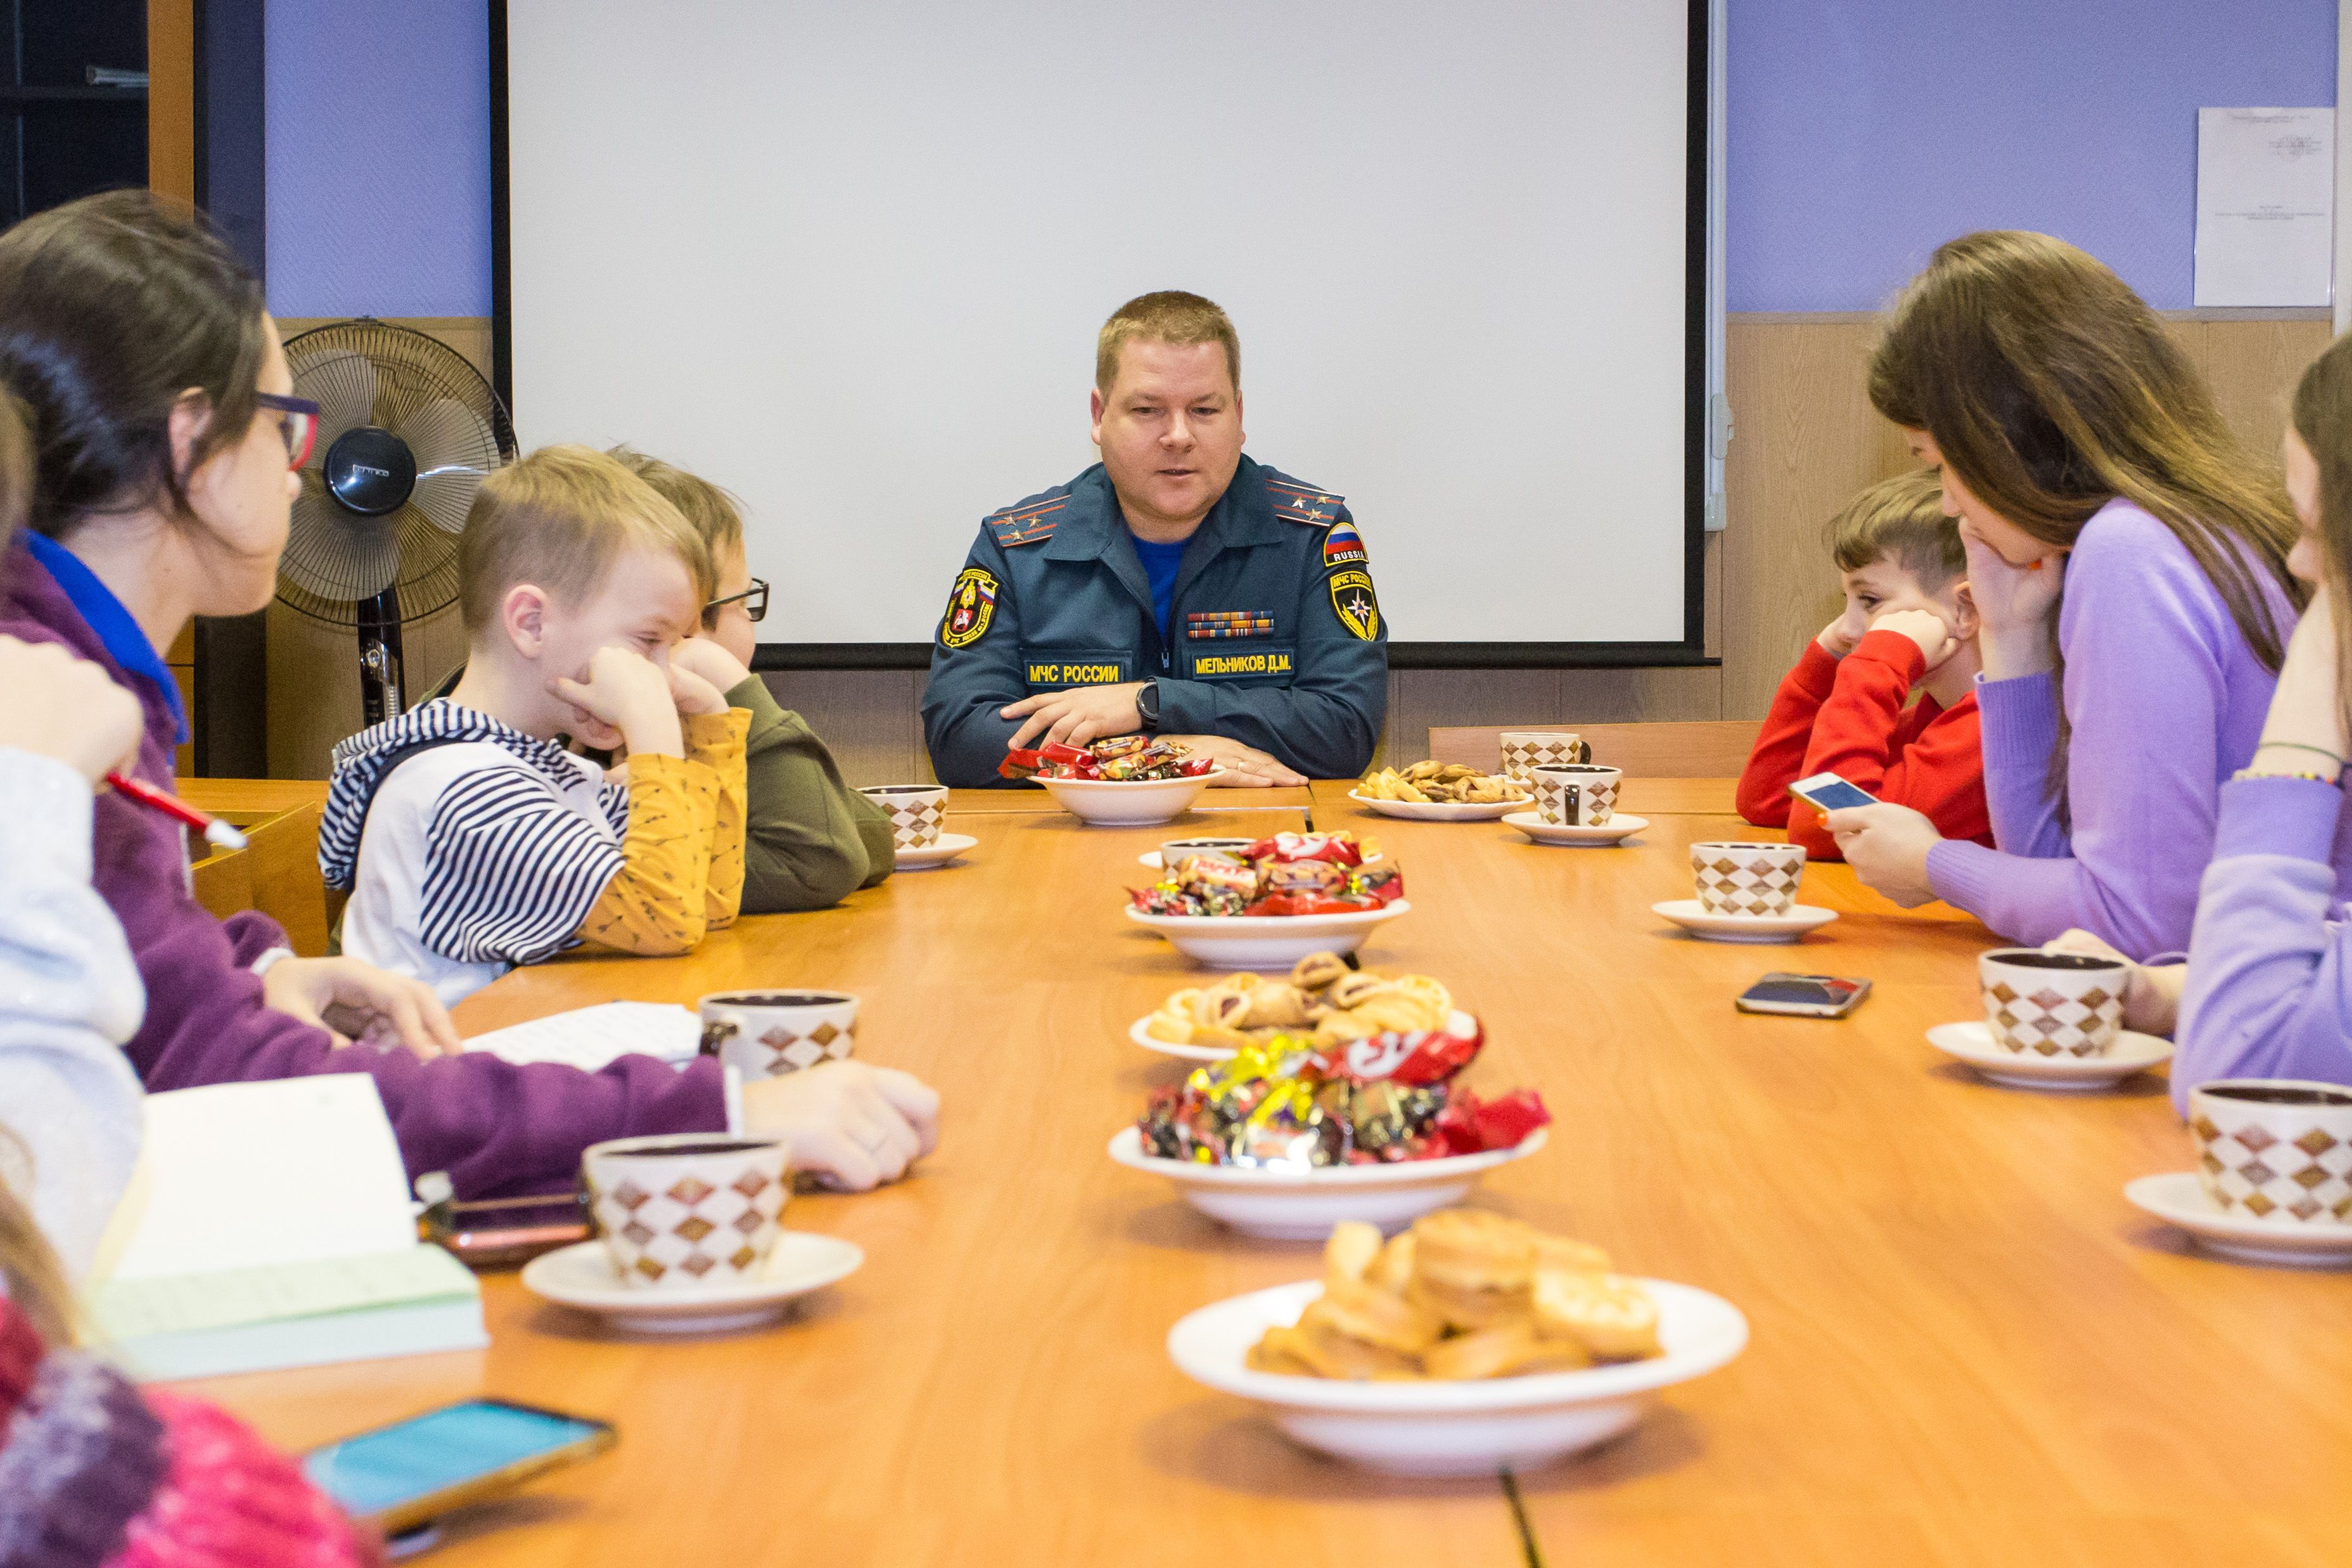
xmin=2173 ymin=777 xmax=2352 ymax=1112
xmin=1923 ymin=508 xmax=2255 ymax=959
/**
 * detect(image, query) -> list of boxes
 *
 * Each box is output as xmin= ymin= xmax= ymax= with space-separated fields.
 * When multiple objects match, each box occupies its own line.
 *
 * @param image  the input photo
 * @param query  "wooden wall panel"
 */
xmin=146 ymin=0 xmax=195 ymax=205
xmin=256 ymin=312 xmax=2334 ymax=777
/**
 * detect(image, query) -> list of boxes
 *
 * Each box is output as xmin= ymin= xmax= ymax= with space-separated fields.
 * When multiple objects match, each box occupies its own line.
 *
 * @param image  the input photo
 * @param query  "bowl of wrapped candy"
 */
xmin=1107 ymin=1012 xmax=1550 ymax=1238
xmin=1002 ymin=736 xmax=1224 ymax=825
xmin=1124 ymin=832 xmax=1408 ymax=966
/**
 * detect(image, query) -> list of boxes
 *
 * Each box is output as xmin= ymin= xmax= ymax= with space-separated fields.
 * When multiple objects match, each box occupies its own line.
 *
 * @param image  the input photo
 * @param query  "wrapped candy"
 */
xmin=1312 ymin=1015 xmax=1483 ymax=1086
xmin=1247 ymin=832 xmax=1365 ymax=869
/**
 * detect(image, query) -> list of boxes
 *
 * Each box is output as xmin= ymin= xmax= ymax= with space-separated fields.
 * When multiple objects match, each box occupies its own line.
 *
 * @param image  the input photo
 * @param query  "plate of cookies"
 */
xmin=1351 ymin=763 xmax=1531 ymax=821
xmin=1166 ymin=1213 xmax=1748 ymax=1476
xmin=1130 ymin=953 xmax=1456 ymax=1062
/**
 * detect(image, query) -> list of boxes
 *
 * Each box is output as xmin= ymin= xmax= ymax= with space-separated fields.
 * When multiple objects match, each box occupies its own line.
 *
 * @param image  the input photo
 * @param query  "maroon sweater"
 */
xmin=0 ymin=539 xmax=726 ymax=1197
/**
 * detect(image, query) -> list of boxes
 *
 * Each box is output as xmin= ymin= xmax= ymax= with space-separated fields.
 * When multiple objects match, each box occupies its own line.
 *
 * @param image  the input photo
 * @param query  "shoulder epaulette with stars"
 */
xmin=1263 ymin=473 xmax=1345 ymax=528
xmin=985 ymin=487 xmax=1072 ymax=548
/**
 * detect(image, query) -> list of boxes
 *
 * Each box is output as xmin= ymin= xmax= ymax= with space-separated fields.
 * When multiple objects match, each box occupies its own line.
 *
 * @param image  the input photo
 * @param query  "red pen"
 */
xmin=105 ymin=770 xmax=248 ymax=851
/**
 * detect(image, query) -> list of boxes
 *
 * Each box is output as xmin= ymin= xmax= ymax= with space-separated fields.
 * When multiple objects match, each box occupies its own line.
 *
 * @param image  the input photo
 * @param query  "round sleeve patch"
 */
xmin=940 ymin=567 xmax=1000 ymax=648
xmin=1328 ymin=569 xmax=1380 ymax=641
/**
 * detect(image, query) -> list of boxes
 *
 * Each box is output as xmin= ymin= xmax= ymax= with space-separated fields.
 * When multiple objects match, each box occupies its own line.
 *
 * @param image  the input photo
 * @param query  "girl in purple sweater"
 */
xmin=2169 ymin=333 xmax=2352 ymax=1104
xmin=0 ymin=191 xmax=936 ymax=1198
xmin=1822 ymin=231 xmax=2327 ymax=961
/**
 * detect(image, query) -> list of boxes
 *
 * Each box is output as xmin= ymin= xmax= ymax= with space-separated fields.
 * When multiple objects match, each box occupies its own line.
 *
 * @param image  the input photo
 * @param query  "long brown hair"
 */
xmin=1870 ymin=231 xmax=2303 ymax=792
xmin=0 ymin=1139 xmax=73 ymax=1347
xmin=2290 ymin=333 xmax=2352 ymax=740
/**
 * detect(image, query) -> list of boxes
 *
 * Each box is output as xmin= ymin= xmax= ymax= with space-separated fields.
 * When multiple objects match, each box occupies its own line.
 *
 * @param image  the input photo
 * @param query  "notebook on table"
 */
xmin=86 ymin=1074 xmax=488 ymax=1382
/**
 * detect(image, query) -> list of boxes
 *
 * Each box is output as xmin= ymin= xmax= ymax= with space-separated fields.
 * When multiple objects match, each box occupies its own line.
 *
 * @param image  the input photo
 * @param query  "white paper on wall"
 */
xmin=2195 ymin=107 xmax=2336 ymax=307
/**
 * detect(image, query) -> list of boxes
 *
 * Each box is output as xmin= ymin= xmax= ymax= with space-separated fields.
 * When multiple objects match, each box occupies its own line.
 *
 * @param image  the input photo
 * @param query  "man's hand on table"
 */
xmin=1159 ymin=734 xmax=1306 ymax=787
xmin=1000 ymin=682 xmax=1145 ymax=750
xmin=741 ymin=1060 xmax=941 ymax=1191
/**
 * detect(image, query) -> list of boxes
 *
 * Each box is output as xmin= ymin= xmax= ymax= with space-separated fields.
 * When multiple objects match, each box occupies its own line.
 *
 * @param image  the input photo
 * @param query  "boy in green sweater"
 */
xmin=612 ymin=450 xmax=895 ymax=910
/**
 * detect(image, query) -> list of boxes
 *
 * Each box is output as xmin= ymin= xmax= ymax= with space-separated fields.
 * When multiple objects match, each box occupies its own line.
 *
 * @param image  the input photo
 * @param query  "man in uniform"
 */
xmin=921 ymin=291 xmax=1388 ymax=787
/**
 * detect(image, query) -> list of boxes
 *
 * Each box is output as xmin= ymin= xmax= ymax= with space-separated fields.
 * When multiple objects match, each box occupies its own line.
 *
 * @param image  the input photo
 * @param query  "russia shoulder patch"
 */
xmin=1321 ymin=519 xmax=1367 ymax=568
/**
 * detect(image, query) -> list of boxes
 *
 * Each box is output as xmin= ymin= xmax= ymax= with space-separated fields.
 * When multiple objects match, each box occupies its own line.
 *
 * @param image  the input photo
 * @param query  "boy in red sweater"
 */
xmin=1737 ymin=469 xmax=1992 ymax=860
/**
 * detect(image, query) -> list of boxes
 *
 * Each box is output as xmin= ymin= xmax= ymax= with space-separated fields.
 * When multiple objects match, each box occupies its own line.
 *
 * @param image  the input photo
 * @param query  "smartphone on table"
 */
xmin=1735 ymin=973 xmax=1872 ymax=1019
xmin=304 ymin=1398 xmax=616 ymax=1539
xmin=1787 ymin=772 xmax=1878 ymax=815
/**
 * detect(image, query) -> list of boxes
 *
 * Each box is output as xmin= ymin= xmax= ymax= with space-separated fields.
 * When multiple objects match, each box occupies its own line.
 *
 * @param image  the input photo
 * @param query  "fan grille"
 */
xmin=278 ymin=320 xmax=517 ymax=628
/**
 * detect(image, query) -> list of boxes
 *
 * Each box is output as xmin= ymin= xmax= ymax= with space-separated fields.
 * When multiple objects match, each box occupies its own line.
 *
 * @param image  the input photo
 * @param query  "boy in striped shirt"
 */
xmin=323 ymin=445 xmax=751 ymax=1007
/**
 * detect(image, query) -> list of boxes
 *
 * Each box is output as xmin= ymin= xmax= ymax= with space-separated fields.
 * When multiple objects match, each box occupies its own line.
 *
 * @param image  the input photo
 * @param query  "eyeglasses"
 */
xmin=705 ymin=577 xmax=769 ymax=625
xmin=255 ymin=392 xmax=321 ymax=470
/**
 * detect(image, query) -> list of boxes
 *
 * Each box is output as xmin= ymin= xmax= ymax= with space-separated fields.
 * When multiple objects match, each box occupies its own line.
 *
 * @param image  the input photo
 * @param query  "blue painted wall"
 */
xmin=261 ymin=1 xmax=2337 ymax=319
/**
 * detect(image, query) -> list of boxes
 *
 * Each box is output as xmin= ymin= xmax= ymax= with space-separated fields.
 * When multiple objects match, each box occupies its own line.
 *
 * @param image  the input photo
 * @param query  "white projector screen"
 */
xmin=502 ymin=1 xmax=1708 ymax=654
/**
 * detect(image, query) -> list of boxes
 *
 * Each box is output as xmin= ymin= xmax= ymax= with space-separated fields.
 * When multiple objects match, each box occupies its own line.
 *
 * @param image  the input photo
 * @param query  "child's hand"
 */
xmin=671 ymin=635 xmax=752 ymax=697
xmin=0 ymin=634 xmax=144 ymax=785
xmin=547 ymin=646 xmax=684 ymax=758
xmin=1815 ymin=611 xmax=1865 ymax=659
xmin=1869 ymin=607 xmax=1956 ymax=669
xmin=739 ymin=1060 xmax=942 ymax=1190
xmin=667 ymin=660 xmax=730 ymax=718
xmin=2043 ymin=928 xmax=2184 ymax=1036
xmin=1821 ymin=801 xmax=1943 ymax=906
xmin=260 ymin=955 xmax=462 ymax=1057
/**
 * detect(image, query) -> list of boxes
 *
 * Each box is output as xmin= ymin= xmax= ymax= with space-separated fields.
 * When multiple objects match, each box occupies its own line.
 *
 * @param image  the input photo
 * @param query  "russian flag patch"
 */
xmin=1322 ymin=519 xmax=1367 ymax=568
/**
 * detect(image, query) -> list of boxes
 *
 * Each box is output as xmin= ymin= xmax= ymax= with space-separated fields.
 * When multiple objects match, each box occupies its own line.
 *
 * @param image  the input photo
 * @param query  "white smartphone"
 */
xmin=1735 ymin=973 xmax=1872 ymax=1019
xmin=1787 ymin=772 xmax=1879 ymax=814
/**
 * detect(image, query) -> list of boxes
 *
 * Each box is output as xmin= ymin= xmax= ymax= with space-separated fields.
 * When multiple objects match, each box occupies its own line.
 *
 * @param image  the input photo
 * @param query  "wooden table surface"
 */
xmin=177 ymin=782 xmax=2352 ymax=1566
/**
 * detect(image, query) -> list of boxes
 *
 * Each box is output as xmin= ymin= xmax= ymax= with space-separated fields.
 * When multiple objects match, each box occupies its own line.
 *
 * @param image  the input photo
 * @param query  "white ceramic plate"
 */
xmin=1140 ymin=846 xmax=1387 ymax=870
xmin=1128 ymin=1014 xmax=1237 ymax=1062
xmin=2124 ymin=1172 xmax=2352 ymax=1268
xmin=1346 ymin=789 xmax=1528 ymax=822
xmin=1109 ymin=1123 xmax=1545 ymax=1239
xmin=1039 ymin=770 xmax=1227 ymax=825
xmin=1502 ymin=811 xmax=1650 ymax=847
xmin=1926 ymin=1019 xmax=2172 ymax=1090
xmin=1124 ymin=900 xmax=1412 ymax=969
xmin=1166 ymin=1275 xmax=1748 ymax=1476
xmin=1651 ymin=899 xmax=1837 ymax=944
xmin=890 ymin=832 xmax=978 ymax=871
xmin=520 ymin=1233 xmax=865 ymax=1334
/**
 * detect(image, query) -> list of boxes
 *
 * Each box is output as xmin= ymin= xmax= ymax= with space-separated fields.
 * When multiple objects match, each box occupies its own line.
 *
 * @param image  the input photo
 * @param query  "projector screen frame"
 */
xmin=486 ymin=0 xmax=1722 ymax=674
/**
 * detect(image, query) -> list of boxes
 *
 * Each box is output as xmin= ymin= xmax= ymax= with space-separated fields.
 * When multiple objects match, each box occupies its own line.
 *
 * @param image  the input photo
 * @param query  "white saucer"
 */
xmin=2124 ymin=1172 xmax=2352 ymax=1268
xmin=1502 ymin=811 xmax=1649 ymax=846
xmin=1346 ymin=790 xmax=1527 ymax=822
xmin=520 ymin=1232 xmax=865 ymax=1332
xmin=1925 ymin=1019 xmax=2172 ymax=1090
xmin=1128 ymin=1014 xmax=1236 ymax=1062
xmin=1651 ymin=899 xmax=1837 ymax=943
xmin=892 ymin=832 xmax=977 ymax=870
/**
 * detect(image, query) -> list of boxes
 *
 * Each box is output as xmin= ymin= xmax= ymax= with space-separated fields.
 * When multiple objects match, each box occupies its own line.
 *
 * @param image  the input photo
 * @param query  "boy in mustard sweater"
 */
xmin=323 ymin=445 xmax=750 ymax=1006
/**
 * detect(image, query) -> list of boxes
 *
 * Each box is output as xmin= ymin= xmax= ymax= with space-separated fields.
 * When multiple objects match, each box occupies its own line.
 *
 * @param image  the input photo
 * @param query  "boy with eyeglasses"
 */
xmin=611 ymin=448 xmax=895 ymax=909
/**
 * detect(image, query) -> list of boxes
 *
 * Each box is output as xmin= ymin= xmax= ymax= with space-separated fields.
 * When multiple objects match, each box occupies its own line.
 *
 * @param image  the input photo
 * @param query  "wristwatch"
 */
xmin=1135 ymin=679 xmax=1161 ymax=731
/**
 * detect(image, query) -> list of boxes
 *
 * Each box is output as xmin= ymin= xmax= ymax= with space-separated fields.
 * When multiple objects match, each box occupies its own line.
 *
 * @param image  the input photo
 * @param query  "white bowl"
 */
xmin=1166 ymin=1275 xmax=1748 ymax=1476
xmin=1040 ymin=770 xmax=1227 ymax=825
xmin=1108 ymin=1123 xmax=1545 ymax=1239
xmin=1123 ymin=900 xmax=1412 ymax=968
xmin=1346 ymin=789 xmax=1526 ymax=822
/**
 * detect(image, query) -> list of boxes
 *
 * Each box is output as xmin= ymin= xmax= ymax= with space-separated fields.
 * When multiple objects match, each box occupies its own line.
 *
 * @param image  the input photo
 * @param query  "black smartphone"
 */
xmin=1735 ymin=972 xmax=1872 ymax=1018
xmin=303 ymin=1398 xmax=617 ymax=1537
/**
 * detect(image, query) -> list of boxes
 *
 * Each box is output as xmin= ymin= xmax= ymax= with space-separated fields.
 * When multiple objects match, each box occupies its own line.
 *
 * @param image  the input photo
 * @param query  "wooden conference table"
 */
xmin=182 ymin=781 xmax=2352 ymax=1565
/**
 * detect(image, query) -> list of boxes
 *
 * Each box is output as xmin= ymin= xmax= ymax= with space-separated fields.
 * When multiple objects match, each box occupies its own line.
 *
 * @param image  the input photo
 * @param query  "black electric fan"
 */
xmin=279 ymin=320 xmax=518 ymax=725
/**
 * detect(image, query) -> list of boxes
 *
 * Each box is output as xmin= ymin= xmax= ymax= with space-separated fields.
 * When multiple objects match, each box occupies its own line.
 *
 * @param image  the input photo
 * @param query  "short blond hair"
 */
xmin=1829 ymin=469 xmax=1964 ymax=587
xmin=1096 ymin=290 xmax=1239 ymax=393
xmin=459 ymin=444 xmax=714 ymax=634
xmin=608 ymin=447 xmax=745 ymax=561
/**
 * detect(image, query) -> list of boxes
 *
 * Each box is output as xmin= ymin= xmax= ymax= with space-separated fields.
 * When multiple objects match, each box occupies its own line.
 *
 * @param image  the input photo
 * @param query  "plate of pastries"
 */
xmin=1165 ymin=1212 xmax=1749 ymax=1476
xmin=1350 ymin=762 xmax=1531 ymax=820
xmin=1130 ymin=952 xmax=1452 ymax=1062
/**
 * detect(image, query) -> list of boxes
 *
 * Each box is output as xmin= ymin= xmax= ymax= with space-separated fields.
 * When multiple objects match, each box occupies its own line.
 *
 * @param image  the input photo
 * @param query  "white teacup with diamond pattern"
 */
xmin=859 ymin=784 xmax=948 ymax=850
xmin=1689 ymin=841 xmax=1806 ymax=917
xmin=698 ymin=990 xmax=859 ymax=1081
xmin=1976 ymin=948 xmax=2125 ymax=1058
xmin=2188 ymin=1080 xmax=2352 ymax=1224
xmin=1499 ymin=731 xmax=1588 ymax=782
xmin=581 ymin=1133 xmax=791 ymax=1289
xmin=1531 ymin=763 xmax=1622 ymax=826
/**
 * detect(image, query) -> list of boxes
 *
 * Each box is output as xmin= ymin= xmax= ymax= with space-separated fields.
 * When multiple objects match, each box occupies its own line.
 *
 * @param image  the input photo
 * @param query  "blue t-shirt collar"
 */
xmin=22 ymin=532 xmax=189 ymax=744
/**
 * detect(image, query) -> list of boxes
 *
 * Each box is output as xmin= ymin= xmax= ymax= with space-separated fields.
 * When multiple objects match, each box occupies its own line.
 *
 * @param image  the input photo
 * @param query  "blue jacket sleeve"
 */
xmin=1153 ymin=512 xmax=1388 ymax=778
xmin=919 ymin=535 xmax=1032 ymax=787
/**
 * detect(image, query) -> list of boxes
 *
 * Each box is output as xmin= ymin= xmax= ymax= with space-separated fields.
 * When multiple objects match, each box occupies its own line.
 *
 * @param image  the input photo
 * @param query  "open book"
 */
xmin=86 ymin=1074 xmax=487 ymax=1382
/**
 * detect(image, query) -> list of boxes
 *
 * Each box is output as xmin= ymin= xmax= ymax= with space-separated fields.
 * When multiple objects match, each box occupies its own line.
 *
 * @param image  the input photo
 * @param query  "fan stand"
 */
xmin=358 ymin=585 xmax=406 ymax=727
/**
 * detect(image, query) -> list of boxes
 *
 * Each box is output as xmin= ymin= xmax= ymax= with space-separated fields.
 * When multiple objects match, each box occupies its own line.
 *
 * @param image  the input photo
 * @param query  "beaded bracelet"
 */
xmin=2234 ymin=766 xmax=2344 ymax=787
